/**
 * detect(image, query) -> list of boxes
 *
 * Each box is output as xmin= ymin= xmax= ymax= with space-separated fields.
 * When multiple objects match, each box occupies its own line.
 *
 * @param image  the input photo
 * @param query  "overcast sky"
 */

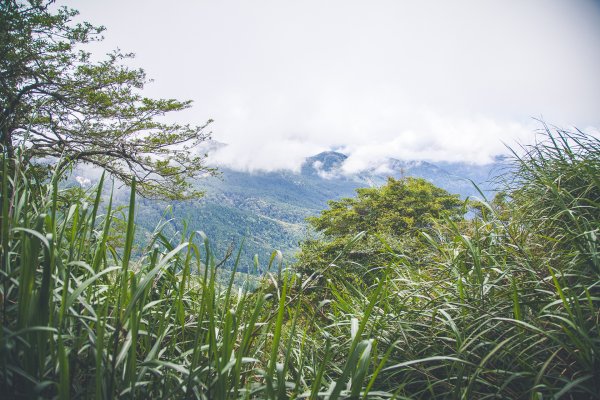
xmin=64 ymin=0 xmax=600 ymax=172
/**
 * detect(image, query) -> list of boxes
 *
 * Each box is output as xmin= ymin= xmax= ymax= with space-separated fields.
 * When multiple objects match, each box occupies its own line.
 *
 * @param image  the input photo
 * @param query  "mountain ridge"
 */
xmin=75 ymin=149 xmax=506 ymax=272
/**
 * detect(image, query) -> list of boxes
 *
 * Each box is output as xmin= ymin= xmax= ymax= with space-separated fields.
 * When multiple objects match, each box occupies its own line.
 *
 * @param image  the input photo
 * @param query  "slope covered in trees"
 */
xmin=98 ymin=154 xmax=502 ymax=272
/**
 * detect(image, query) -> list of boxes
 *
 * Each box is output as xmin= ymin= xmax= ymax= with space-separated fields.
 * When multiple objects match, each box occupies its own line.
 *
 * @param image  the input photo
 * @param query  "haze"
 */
xmin=65 ymin=0 xmax=600 ymax=172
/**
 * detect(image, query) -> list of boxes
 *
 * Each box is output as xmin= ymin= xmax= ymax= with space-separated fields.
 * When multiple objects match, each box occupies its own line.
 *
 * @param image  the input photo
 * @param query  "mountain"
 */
xmin=301 ymin=151 xmax=348 ymax=176
xmin=75 ymin=151 xmax=505 ymax=272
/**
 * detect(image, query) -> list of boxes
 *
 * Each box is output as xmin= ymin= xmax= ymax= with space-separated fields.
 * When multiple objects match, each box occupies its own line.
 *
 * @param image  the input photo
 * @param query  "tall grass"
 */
xmin=322 ymin=127 xmax=600 ymax=399
xmin=0 ymin=147 xmax=387 ymax=398
xmin=1 ymin=125 xmax=598 ymax=399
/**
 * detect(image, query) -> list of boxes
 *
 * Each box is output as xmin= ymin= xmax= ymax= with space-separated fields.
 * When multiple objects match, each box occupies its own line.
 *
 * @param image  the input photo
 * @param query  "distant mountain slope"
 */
xmin=80 ymin=151 xmax=505 ymax=272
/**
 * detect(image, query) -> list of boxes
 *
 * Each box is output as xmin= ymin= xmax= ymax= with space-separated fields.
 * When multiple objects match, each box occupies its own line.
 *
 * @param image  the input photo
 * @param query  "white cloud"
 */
xmin=207 ymin=137 xmax=324 ymax=173
xmin=341 ymin=117 xmax=535 ymax=173
xmin=63 ymin=0 xmax=600 ymax=172
xmin=311 ymin=160 xmax=344 ymax=180
xmin=207 ymin=100 xmax=537 ymax=173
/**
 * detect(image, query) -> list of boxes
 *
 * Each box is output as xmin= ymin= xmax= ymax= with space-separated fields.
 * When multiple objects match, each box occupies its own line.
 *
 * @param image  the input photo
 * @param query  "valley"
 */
xmin=123 ymin=150 xmax=504 ymax=272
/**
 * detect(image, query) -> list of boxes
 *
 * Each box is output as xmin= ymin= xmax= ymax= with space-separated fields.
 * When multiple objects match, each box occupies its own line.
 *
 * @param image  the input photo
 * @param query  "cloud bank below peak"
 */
xmin=69 ymin=0 xmax=600 ymax=175
xmin=205 ymin=112 xmax=539 ymax=174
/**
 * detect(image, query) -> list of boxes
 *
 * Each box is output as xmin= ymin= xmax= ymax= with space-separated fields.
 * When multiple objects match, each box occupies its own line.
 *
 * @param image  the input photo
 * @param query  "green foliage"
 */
xmin=3 ymin=2 xmax=596 ymax=399
xmin=2 ymin=125 xmax=600 ymax=399
xmin=122 ymin=166 xmax=366 ymax=272
xmin=0 ymin=0 xmax=215 ymax=199
xmin=297 ymin=177 xmax=464 ymax=285
xmin=100 ymin=154 xmax=503 ymax=270
xmin=0 ymin=145 xmax=394 ymax=398
xmin=293 ymin=127 xmax=600 ymax=399
xmin=309 ymin=177 xmax=464 ymax=237
xmin=510 ymin=124 xmax=600 ymax=275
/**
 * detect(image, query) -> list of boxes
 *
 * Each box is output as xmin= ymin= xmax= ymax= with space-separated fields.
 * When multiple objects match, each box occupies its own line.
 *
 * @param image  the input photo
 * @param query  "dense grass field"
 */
xmin=1 ymin=127 xmax=599 ymax=398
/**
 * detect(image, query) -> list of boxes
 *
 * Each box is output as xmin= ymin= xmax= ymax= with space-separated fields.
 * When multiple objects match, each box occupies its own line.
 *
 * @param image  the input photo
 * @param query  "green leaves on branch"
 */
xmin=0 ymin=0 xmax=216 ymax=199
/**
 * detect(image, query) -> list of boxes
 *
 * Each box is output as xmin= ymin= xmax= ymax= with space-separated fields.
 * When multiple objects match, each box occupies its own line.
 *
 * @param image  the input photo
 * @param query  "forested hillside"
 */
xmin=97 ymin=151 xmax=503 ymax=271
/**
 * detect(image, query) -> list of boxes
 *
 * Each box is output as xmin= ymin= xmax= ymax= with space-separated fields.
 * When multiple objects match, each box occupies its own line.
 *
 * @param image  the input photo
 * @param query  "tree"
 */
xmin=0 ymin=0 xmax=215 ymax=199
xmin=308 ymin=177 xmax=465 ymax=237
xmin=296 ymin=177 xmax=465 ymax=285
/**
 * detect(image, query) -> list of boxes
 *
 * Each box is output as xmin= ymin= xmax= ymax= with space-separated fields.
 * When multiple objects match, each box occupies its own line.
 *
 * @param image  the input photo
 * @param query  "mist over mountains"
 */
xmin=70 ymin=144 xmax=505 ymax=272
xmin=115 ymin=148 xmax=505 ymax=272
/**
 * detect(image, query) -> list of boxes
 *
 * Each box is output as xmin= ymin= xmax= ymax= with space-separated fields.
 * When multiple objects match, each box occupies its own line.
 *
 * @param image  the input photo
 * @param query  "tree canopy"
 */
xmin=308 ymin=177 xmax=464 ymax=237
xmin=0 ymin=0 xmax=215 ymax=199
xmin=296 ymin=177 xmax=465 ymax=284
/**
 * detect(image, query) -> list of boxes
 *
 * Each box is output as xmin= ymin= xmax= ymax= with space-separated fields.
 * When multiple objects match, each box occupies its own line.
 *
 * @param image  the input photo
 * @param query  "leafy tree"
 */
xmin=296 ymin=177 xmax=465 ymax=285
xmin=309 ymin=177 xmax=464 ymax=236
xmin=0 ymin=0 xmax=215 ymax=199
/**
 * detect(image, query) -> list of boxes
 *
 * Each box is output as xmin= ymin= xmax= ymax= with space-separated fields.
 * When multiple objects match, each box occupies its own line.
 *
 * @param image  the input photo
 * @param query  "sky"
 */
xmin=64 ymin=0 xmax=600 ymax=173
